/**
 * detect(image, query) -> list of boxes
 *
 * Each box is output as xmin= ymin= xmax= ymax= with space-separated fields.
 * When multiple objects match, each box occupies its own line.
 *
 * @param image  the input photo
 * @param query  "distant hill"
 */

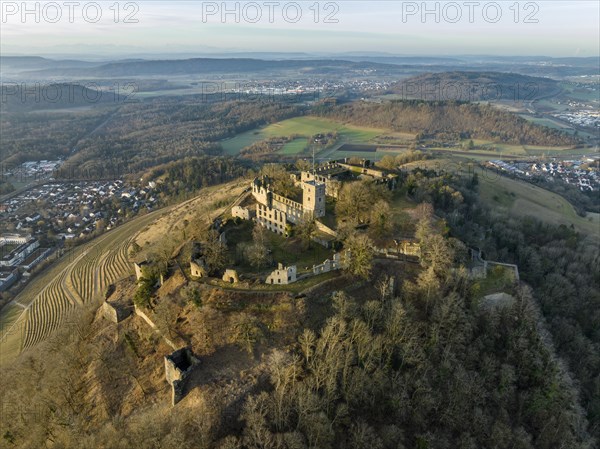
xmin=387 ymin=71 xmax=561 ymax=102
xmin=0 ymin=56 xmax=100 ymax=70
xmin=1 ymin=82 xmax=127 ymax=112
xmin=333 ymin=55 xmax=463 ymax=65
xmin=314 ymin=100 xmax=578 ymax=146
xmin=22 ymin=57 xmax=405 ymax=77
xmin=4 ymin=55 xmax=598 ymax=79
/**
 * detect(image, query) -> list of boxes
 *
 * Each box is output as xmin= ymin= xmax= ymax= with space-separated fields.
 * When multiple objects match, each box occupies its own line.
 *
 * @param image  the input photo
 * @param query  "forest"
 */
xmin=61 ymin=99 xmax=300 ymax=178
xmin=1 ymin=98 xmax=301 ymax=177
xmin=407 ymin=168 xmax=600 ymax=443
xmin=387 ymin=72 xmax=560 ymax=102
xmin=313 ymin=100 xmax=579 ymax=146
xmin=141 ymin=156 xmax=248 ymax=204
xmin=0 ymin=108 xmax=113 ymax=166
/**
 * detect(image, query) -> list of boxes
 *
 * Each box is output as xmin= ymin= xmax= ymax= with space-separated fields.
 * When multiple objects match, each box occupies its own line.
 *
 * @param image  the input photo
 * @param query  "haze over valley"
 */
xmin=1 ymin=2 xmax=599 ymax=448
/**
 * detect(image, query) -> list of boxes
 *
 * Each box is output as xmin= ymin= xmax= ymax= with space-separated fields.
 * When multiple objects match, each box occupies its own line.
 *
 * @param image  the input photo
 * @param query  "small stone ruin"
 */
xmin=164 ymin=347 xmax=200 ymax=405
xmin=222 ymin=269 xmax=240 ymax=284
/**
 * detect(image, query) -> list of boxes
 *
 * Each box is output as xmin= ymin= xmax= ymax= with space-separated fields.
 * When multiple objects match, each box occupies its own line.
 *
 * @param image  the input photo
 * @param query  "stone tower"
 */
xmin=302 ymin=179 xmax=326 ymax=218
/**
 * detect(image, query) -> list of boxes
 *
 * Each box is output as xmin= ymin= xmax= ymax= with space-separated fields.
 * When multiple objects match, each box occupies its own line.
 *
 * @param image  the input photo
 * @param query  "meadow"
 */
xmin=399 ymin=155 xmax=598 ymax=235
xmin=220 ymin=116 xmax=385 ymax=156
xmin=279 ymin=138 xmax=308 ymax=155
xmin=477 ymin=173 xmax=599 ymax=235
xmin=221 ymin=114 xmax=581 ymax=163
xmin=518 ymin=114 xmax=573 ymax=132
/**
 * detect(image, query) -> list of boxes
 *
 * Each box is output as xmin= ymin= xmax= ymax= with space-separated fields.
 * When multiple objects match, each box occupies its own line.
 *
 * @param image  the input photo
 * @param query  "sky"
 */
xmin=1 ymin=1 xmax=599 ymax=57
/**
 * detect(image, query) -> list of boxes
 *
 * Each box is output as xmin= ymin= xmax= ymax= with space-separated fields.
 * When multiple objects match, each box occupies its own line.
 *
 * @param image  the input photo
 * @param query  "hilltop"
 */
xmin=20 ymin=57 xmax=402 ymax=77
xmin=314 ymin=99 xmax=578 ymax=146
xmin=387 ymin=71 xmax=562 ymax=102
xmin=1 ymin=163 xmax=596 ymax=448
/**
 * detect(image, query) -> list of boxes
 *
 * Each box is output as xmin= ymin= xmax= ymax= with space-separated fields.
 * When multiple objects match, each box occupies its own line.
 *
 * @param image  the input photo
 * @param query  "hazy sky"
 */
xmin=1 ymin=1 xmax=598 ymax=57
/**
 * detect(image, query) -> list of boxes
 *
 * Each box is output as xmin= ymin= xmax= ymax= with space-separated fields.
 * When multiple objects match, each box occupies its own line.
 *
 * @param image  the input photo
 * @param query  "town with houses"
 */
xmin=553 ymin=108 xmax=600 ymax=129
xmin=488 ymin=155 xmax=600 ymax=191
xmin=3 ymin=160 xmax=64 ymax=180
xmin=198 ymin=78 xmax=392 ymax=102
xmin=0 ymin=177 xmax=158 ymax=294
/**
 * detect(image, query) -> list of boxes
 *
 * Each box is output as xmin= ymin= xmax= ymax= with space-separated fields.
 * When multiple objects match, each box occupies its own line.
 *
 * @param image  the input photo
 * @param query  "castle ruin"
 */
xmin=252 ymin=173 xmax=325 ymax=235
xmin=164 ymin=347 xmax=200 ymax=406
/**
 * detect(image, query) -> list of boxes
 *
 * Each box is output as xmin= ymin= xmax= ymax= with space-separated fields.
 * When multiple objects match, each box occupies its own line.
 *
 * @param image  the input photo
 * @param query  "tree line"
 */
xmin=313 ymin=100 xmax=579 ymax=146
xmin=404 ymin=167 xmax=599 ymax=444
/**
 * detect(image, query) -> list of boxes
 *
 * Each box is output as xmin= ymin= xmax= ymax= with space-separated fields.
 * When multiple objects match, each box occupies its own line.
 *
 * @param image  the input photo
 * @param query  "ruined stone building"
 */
xmin=252 ymin=173 xmax=325 ymax=235
xmin=164 ymin=347 xmax=200 ymax=405
xmin=134 ymin=260 xmax=151 ymax=281
xmin=266 ymin=263 xmax=297 ymax=285
xmin=190 ymin=259 xmax=207 ymax=278
xmin=231 ymin=205 xmax=254 ymax=220
xmin=189 ymin=242 xmax=208 ymax=278
xmin=312 ymin=252 xmax=342 ymax=274
xmin=299 ymin=163 xmax=347 ymax=198
xmin=101 ymin=296 xmax=133 ymax=323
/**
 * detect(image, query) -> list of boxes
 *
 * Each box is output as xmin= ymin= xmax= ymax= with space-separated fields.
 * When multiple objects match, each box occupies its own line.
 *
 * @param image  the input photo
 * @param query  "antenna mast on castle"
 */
xmin=312 ymin=145 xmax=316 ymax=176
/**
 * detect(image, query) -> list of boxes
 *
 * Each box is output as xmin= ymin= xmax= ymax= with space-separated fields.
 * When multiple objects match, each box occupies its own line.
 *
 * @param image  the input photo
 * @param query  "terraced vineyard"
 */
xmin=0 ymin=182 xmax=246 ymax=365
xmin=0 ymin=209 xmax=164 ymax=364
xmin=22 ymin=269 xmax=75 ymax=349
xmin=98 ymin=236 xmax=133 ymax=294
xmin=68 ymin=237 xmax=113 ymax=304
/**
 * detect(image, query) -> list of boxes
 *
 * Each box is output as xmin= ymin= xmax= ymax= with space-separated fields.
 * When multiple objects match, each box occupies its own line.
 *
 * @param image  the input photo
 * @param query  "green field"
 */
xmin=419 ymin=137 xmax=578 ymax=161
xmin=221 ymin=116 xmax=385 ymax=156
xmin=279 ymin=138 xmax=308 ymax=155
xmin=535 ymin=99 xmax=570 ymax=113
xmin=452 ymin=138 xmax=578 ymax=157
xmin=519 ymin=114 xmax=573 ymax=132
xmin=477 ymin=174 xmax=599 ymax=235
xmin=560 ymin=83 xmax=600 ymax=103
xmin=517 ymin=114 xmax=600 ymax=140
xmin=221 ymin=115 xmax=579 ymax=160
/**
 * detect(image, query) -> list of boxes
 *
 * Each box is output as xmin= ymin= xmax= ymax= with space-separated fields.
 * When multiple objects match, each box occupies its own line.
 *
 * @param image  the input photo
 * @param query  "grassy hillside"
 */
xmin=220 ymin=116 xmax=384 ymax=155
xmin=477 ymin=173 xmax=599 ymax=235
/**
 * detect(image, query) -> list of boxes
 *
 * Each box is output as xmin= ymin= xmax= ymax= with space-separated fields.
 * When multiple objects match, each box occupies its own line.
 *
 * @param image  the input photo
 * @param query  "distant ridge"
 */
xmin=3 ymin=55 xmax=598 ymax=79
xmin=21 ymin=57 xmax=406 ymax=77
xmin=387 ymin=71 xmax=561 ymax=102
xmin=1 ymin=82 xmax=127 ymax=112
